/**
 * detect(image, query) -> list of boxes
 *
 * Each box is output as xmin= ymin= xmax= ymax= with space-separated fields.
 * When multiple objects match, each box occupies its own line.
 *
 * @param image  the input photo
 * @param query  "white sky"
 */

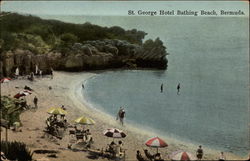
xmin=1 ymin=1 xmax=249 ymax=17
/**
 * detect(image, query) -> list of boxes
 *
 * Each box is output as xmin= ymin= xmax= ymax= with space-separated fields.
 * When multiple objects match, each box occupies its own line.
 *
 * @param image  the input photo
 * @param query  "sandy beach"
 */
xmin=0 ymin=71 xmax=245 ymax=161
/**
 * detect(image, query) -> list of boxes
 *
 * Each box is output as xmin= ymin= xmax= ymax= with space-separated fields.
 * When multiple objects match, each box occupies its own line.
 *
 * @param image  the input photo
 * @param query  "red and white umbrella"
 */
xmin=0 ymin=78 xmax=11 ymax=83
xmin=14 ymin=90 xmax=32 ymax=99
xmin=171 ymin=150 xmax=196 ymax=161
xmin=103 ymin=128 xmax=126 ymax=138
xmin=145 ymin=137 xmax=168 ymax=153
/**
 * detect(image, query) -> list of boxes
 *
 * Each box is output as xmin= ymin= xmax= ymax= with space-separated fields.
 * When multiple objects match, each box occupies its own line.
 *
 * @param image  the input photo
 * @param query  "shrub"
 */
xmin=1 ymin=141 xmax=33 ymax=161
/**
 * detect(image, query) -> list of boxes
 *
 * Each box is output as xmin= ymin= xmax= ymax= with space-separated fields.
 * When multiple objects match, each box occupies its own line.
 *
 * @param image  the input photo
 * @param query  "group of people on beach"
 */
xmin=106 ymin=140 xmax=125 ymax=157
xmin=137 ymin=149 xmax=165 ymax=161
xmin=70 ymin=127 xmax=94 ymax=148
xmin=115 ymin=82 xmax=181 ymax=126
xmin=136 ymin=145 xmax=229 ymax=161
xmin=196 ymin=145 xmax=228 ymax=161
xmin=13 ymin=66 xmax=53 ymax=81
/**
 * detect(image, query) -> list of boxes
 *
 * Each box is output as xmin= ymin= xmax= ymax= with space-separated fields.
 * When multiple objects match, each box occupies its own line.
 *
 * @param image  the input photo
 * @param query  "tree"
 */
xmin=60 ymin=33 xmax=78 ymax=46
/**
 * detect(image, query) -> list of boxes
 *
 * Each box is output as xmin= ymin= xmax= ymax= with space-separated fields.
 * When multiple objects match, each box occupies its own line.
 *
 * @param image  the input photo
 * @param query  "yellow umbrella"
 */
xmin=47 ymin=107 xmax=67 ymax=115
xmin=74 ymin=116 xmax=95 ymax=125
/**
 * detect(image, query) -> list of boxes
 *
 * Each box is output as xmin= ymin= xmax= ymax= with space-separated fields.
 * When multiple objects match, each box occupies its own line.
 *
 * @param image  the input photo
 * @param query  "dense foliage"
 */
xmin=0 ymin=96 xmax=25 ymax=125
xmin=0 ymin=12 xmax=147 ymax=53
xmin=1 ymin=141 xmax=33 ymax=161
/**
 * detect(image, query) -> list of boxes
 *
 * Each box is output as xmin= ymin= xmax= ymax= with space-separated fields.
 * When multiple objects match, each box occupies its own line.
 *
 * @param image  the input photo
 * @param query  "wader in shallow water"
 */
xmin=117 ymin=107 xmax=125 ymax=125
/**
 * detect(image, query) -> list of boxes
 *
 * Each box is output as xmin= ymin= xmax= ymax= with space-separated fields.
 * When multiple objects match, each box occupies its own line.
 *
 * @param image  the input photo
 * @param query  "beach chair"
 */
xmin=76 ymin=133 xmax=84 ymax=140
xmin=136 ymin=150 xmax=147 ymax=161
xmin=69 ymin=129 xmax=75 ymax=135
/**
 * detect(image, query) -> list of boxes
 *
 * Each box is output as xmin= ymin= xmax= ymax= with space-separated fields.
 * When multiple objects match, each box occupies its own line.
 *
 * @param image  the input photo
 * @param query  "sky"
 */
xmin=1 ymin=1 xmax=249 ymax=17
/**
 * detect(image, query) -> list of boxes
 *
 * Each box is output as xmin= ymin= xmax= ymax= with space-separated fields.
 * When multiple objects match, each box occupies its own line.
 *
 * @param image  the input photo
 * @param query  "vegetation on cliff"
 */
xmin=0 ymin=12 xmax=147 ymax=53
xmin=0 ymin=12 xmax=169 ymax=77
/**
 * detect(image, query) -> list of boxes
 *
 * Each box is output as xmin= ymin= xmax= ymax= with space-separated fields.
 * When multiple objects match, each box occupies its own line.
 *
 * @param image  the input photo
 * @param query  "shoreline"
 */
xmin=1 ymin=71 xmax=246 ymax=160
xmin=69 ymin=70 xmax=246 ymax=160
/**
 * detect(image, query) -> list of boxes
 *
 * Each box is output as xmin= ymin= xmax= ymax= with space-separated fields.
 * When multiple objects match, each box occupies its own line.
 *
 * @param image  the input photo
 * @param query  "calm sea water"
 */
xmin=40 ymin=15 xmax=249 ymax=156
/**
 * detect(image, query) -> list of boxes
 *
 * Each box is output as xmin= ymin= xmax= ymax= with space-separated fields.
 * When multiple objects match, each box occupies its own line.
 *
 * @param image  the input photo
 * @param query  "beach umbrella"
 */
xmin=74 ymin=116 xmax=95 ymax=125
xmin=170 ymin=150 xmax=196 ymax=161
xmin=103 ymin=128 xmax=126 ymax=139
xmin=14 ymin=90 xmax=32 ymax=99
xmin=145 ymin=137 xmax=168 ymax=153
xmin=47 ymin=107 xmax=67 ymax=115
xmin=0 ymin=78 xmax=11 ymax=83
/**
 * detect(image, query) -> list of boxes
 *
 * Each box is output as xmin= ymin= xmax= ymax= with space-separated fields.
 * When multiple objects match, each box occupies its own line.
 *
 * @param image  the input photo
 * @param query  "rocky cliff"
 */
xmin=0 ymin=39 xmax=167 ymax=78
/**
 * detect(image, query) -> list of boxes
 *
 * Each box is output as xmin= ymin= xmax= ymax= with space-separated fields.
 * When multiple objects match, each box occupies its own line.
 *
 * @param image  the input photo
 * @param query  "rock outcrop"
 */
xmin=0 ymin=39 xmax=168 ymax=78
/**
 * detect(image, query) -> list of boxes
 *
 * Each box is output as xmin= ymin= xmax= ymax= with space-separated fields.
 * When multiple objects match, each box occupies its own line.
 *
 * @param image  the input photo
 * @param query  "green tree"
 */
xmin=60 ymin=33 xmax=78 ymax=46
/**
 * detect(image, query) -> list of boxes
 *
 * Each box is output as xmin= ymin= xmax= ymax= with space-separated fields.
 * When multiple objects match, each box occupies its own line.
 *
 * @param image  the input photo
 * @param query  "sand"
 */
xmin=0 ymin=71 xmax=246 ymax=161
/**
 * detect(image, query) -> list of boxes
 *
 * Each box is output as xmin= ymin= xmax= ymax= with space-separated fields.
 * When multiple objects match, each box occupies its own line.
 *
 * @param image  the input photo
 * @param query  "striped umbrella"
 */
xmin=74 ymin=116 xmax=95 ymax=125
xmin=0 ymin=78 xmax=11 ymax=83
xmin=103 ymin=128 xmax=126 ymax=139
xmin=145 ymin=137 xmax=168 ymax=153
xmin=47 ymin=107 xmax=67 ymax=115
xmin=171 ymin=150 xmax=196 ymax=161
xmin=14 ymin=90 xmax=32 ymax=99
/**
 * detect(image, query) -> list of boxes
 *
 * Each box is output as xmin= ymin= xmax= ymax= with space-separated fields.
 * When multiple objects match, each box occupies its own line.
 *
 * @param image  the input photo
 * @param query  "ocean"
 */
xmin=40 ymin=15 xmax=249 ymax=156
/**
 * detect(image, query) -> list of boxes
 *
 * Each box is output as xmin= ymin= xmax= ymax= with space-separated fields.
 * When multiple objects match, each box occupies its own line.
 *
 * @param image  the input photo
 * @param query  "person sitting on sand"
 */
xmin=61 ymin=105 xmax=66 ymax=110
xmin=85 ymin=129 xmax=92 ymax=141
xmin=144 ymin=149 xmax=154 ymax=161
xmin=218 ymin=152 xmax=226 ymax=161
xmin=46 ymin=118 xmax=51 ymax=129
xmin=24 ymin=85 xmax=33 ymax=91
xmin=116 ymin=140 xmax=124 ymax=157
xmin=20 ymin=99 xmax=28 ymax=110
xmin=196 ymin=145 xmax=203 ymax=160
xmin=84 ymin=129 xmax=93 ymax=148
xmin=107 ymin=141 xmax=116 ymax=156
xmin=154 ymin=153 xmax=164 ymax=161
xmin=74 ymin=125 xmax=81 ymax=134
xmin=136 ymin=150 xmax=146 ymax=161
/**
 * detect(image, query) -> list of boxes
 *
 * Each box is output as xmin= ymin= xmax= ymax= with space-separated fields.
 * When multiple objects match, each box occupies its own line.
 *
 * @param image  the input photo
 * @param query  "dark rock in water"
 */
xmin=1 ymin=39 xmax=168 ymax=77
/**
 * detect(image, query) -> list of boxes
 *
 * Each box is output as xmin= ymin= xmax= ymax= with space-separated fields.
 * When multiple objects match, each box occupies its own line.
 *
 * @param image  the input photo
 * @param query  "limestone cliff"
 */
xmin=1 ymin=39 xmax=168 ymax=77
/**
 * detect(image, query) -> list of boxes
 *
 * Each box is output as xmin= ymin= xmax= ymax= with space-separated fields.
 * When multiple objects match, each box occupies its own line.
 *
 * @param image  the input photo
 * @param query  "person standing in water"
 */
xmin=177 ymin=83 xmax=180 ymax=95
xmin=160 ymin=83 xmax=163 ymax=93
xmin=196 ymin=145 xmax=203 ymax=160
xmin=116 ymin=107 xmax=125 ymax=125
